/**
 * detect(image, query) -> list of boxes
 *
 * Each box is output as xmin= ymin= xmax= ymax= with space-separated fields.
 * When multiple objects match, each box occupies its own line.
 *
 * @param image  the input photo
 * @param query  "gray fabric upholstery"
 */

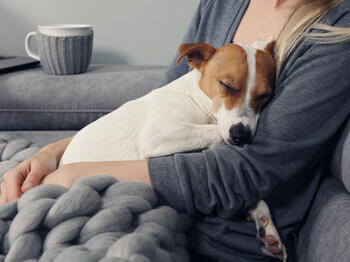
xmin=0 ymin=64 xmax=166 ymax=131
xmin=331 ymin=119 xmax=350 ymax=192
xmin=296 ymin=119 xmax=350 ymax=262
xmin=296 ymin=177 xmax=350 ymax=262
xmin=0 ymin=136 xmax=190 ymax=262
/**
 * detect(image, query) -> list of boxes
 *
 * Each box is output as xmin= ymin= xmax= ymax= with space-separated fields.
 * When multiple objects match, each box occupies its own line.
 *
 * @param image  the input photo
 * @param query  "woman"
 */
xmin=1 ymin=0 xmax=350 ymax=261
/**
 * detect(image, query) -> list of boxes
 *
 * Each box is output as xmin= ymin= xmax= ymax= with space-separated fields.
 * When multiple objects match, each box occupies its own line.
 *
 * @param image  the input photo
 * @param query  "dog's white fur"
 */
xmin=59 ymin=69 xmax=222 ymax=165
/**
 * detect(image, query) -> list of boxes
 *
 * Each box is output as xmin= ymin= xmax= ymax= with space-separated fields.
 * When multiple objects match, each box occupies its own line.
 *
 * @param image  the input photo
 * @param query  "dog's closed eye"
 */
xmin=219 ymin=80 xmax=237 ymax=93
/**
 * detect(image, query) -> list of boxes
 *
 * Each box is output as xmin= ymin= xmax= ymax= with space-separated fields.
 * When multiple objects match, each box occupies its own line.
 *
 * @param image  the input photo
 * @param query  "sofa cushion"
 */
xmin=0 ymin=65 xmax=166 ymax=131
xmin=331 ymin=118 xmax=350 ymax=192
xmin=296 ymin=177 xmax=350 ymax=262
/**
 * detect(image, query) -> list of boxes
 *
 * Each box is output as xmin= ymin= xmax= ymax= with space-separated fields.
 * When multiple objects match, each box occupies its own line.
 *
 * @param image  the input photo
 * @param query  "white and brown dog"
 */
xmin=60 ymin=38 xmax=287 ymax=261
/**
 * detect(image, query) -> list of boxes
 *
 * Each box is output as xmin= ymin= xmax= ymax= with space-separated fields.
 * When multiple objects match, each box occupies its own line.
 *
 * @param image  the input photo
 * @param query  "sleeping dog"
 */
xmin=60 ymin=38 xmax=287 ymax=261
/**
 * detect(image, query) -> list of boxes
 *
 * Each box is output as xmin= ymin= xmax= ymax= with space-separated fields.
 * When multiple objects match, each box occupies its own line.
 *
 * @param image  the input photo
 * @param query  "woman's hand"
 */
xmin=0 ymin=136 xmax=73 ymax=204
xmin=0 ymin=149 xmax=58 ymax=203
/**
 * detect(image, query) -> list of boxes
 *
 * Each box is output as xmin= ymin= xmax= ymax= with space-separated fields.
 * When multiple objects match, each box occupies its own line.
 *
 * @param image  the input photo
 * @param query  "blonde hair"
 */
xmin=275 ymin=0 xmax=350 ymax=77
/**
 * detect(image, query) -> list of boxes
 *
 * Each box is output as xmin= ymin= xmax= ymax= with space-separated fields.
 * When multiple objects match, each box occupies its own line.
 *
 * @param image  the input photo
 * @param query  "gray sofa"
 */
xmin=0 ymin=64 xmax=349 ymax=262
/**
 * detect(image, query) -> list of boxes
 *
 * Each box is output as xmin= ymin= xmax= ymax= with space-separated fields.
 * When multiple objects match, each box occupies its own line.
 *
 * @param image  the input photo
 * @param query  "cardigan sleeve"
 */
xmin=148 ymin=20 xmax=350 ymax=217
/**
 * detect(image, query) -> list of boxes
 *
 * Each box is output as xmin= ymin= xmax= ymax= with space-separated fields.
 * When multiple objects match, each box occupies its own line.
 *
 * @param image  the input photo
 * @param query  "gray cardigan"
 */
xmin=148 ymin=0 xmax=350 ymax=260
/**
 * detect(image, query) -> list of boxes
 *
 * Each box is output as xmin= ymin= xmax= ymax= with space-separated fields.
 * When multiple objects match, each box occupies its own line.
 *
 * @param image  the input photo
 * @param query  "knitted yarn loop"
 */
xmin=0 ymin=136 xmax=190 ymax=262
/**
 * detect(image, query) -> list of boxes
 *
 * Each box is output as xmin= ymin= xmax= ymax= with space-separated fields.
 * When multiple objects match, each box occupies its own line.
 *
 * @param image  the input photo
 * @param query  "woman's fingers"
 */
xmin=21 ymin=152 xmax=58 ymax=193
xmin=21 ymin=160 xmax=50 ymax=192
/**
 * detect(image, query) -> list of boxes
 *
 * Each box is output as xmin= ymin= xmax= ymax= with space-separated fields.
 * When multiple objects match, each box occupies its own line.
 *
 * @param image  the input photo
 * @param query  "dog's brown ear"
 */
xmin=176 ymin=43 xmax=216 ymax=70
xmin=264 ymin=40 xmax=275 ymax=59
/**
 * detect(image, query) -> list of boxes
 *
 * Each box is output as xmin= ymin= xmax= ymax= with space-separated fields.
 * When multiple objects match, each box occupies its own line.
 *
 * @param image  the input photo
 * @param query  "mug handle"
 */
xmin=25 ymin=31 xmax=40 ymax=61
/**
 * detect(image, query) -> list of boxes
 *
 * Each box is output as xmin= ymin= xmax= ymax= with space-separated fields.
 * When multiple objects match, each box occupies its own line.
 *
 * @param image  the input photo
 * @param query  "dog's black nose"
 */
xmin=229 ymin=123 xmax=252 ymax=146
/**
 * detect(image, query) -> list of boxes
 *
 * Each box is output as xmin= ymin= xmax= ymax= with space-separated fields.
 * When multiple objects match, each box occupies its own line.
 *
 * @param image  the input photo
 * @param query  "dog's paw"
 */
xmin=249 ymin=201 xmax=287 ymax=262
xmin=257 ymin=216 xmax=287 ymax=262
xmin=208 ymin=130 xmax=224 ymax=149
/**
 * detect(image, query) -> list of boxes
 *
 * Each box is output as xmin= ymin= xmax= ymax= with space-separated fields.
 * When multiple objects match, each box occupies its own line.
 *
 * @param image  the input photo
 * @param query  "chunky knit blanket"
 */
xmin=0 ymin=135 xmax=190 ymax=262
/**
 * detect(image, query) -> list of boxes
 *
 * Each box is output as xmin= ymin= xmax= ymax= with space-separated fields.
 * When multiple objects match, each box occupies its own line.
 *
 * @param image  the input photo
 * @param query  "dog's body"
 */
xmin=60 ymin=69 xmax=221 ymax=164
xmin=59 ymin=40 xmax=287 ymax=261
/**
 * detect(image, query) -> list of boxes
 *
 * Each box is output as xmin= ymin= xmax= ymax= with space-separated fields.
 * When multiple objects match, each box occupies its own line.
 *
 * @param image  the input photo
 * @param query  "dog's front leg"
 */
xmin=141 ymin=123 xmax=224 ymax=159
xmin=186 ymin=123 xmax=224 ymax=150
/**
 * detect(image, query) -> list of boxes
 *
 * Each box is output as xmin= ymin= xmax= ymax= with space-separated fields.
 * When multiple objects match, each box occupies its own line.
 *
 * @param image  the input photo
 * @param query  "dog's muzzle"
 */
xmin=228 ymin=123 xmax=252 ymax=147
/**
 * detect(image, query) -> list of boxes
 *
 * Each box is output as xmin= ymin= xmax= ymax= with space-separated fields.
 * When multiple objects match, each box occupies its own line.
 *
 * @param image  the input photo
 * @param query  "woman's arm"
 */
xmin=41 ymin=160 xmax=150 ymax=188
xmin=148 ymin=20 xmax=350 ymax=217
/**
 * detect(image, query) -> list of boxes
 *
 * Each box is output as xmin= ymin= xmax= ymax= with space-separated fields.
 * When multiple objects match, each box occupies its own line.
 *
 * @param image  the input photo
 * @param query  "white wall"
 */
xmin=0 ymin=0 xmax=199 ymax=65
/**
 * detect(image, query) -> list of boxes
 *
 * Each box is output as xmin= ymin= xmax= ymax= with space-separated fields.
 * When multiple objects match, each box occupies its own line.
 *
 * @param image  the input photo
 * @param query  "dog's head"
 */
xmin=176 ymin=38 xmax=276 ymax=146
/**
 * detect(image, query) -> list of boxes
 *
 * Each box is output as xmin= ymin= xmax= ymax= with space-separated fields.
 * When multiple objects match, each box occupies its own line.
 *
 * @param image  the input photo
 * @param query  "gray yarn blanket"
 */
xmin=0 ymin=136 xmax=191 ymax=262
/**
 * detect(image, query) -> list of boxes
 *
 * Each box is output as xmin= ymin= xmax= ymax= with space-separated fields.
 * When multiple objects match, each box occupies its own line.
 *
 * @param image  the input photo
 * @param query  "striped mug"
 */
xmin=25 ymin=24 xmax=93 ymax=75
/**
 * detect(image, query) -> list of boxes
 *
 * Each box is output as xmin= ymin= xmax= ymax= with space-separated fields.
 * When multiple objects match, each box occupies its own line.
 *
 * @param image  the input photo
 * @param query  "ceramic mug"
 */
xmin=25 ymin=24 xmax=93 ymax=75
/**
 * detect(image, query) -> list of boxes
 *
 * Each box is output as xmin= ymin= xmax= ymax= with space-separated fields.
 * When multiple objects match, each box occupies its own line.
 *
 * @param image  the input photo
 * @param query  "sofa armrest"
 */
xmin=296 ymin=177 xmax=350 ymax=262
xmin=0 ymin=64 xmax=167 ymax=131
xmin=331 ymin=118 xmax=350 ymax=191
